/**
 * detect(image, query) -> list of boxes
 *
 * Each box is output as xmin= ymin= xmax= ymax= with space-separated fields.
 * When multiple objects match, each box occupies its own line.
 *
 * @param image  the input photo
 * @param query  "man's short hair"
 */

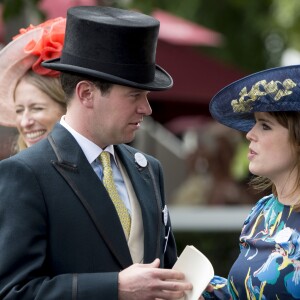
xmin=60 ymin=73 xmax=113 ymax=101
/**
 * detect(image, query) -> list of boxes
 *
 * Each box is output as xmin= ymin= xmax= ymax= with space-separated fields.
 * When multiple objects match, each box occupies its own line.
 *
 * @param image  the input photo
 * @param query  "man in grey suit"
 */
xmin=0 ymin=6 xmax=192 ymax=300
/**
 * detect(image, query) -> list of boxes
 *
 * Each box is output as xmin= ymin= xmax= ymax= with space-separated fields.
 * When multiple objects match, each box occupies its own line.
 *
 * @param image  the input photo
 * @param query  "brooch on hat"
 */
xmin=231 ymin=78 xmax=297 ymax=113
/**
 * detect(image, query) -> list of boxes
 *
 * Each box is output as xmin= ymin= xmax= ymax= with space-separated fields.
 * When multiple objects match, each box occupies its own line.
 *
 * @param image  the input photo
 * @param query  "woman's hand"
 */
xmin=198 ymin=284 xmax=214 ymax=299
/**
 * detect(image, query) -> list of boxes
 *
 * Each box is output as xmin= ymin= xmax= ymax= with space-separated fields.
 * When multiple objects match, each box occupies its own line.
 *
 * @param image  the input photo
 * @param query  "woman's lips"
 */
xmin=248 ymin=148 xmax=257 ymax=160
xmin=23 ymin=130 xmax=47 ymax=145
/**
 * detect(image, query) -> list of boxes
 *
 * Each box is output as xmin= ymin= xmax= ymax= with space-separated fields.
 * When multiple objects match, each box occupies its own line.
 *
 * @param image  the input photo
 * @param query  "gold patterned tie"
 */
xmin=100 ymin=151 xmax=131 ymax=239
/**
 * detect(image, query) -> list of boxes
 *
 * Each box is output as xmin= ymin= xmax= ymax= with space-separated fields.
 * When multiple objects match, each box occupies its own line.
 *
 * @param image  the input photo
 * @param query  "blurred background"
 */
xmin=1 ymin=0 xmax=300 ymax=276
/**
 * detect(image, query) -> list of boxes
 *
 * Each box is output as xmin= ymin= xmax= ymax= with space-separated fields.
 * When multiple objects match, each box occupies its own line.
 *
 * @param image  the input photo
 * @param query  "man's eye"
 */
xmin=130 ymin=93 xmax=140 ymax=98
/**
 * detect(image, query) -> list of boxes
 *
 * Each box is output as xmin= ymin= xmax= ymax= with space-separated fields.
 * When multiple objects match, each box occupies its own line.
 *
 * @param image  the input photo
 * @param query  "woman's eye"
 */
xmin=32 ymin=107 xmax=44 ymax=111
xmin=15 ymin=109 xmax=24 ymax=114
xmin=262 ymin=123 xmax=271 ymax=130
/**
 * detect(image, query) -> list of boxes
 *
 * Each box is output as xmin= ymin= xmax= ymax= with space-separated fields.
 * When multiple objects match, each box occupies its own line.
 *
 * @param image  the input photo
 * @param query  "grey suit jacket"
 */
xmin=0 ymin=123 xmax=177 ymax=299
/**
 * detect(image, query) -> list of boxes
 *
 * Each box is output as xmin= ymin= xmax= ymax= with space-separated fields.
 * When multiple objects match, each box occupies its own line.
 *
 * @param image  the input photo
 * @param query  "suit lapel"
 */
xmin=115 ymin=145 xmax=162 ymax=263
xmin=48 ymin=124 xmax=132 ymax=269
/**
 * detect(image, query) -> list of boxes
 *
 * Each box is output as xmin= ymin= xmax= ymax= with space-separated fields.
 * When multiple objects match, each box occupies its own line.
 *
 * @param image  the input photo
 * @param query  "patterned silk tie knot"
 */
xmin=99 ymin=151 xmax=131 ymax=239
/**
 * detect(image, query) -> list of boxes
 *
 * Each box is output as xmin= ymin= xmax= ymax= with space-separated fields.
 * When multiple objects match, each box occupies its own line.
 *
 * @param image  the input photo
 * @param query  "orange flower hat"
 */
xmin=0 ymin=17 xmax=66 ymax=127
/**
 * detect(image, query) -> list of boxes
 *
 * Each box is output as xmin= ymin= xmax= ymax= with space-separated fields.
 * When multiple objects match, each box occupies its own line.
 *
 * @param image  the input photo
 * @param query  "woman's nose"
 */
xmin=20 ymin=112 xmax=34 ymax=128
xmin=246 ymin=126 xmax=256 ymax=141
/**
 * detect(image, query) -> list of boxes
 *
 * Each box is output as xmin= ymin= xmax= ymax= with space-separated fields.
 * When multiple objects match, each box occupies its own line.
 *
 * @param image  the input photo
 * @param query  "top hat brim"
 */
xmin=42 ymin=58 xmax=173 ymax=91
xmin=209 ymin=64 xmax=300 ymax=132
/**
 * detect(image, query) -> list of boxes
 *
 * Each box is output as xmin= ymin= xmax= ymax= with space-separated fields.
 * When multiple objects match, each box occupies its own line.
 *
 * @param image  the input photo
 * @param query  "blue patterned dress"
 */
xmin=204 ymin=195 xmax=300 ymax=299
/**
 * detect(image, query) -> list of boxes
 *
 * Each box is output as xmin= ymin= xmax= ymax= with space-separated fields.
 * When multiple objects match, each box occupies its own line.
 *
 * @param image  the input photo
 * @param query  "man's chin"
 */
xmin=123 ymin=135 xmax=136 ymax=145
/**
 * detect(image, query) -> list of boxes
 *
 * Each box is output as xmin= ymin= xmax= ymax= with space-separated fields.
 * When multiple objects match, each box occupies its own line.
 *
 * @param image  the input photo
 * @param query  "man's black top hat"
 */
xmin=42 ymin=6 xmax=173 ymax=91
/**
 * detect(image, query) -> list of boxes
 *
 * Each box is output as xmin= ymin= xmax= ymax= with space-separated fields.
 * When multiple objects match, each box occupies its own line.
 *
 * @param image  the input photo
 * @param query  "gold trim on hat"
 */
xmin=231 ymin=79 xmax=297 ymax=113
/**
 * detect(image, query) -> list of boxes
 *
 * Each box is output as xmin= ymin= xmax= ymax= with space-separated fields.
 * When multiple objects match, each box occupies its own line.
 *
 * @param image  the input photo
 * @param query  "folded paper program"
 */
xmin=172 ymin=245 xmax=214 ymax=300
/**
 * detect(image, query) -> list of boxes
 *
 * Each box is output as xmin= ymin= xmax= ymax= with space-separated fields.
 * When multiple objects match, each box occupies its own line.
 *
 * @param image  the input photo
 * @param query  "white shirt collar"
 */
xmin=60 ymin=116 xmax=115 ymax=164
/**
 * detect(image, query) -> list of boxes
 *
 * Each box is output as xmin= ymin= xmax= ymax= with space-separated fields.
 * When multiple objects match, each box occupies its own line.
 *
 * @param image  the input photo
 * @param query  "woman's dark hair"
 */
xmin=249 ymin=111 xmax=300 ymax=211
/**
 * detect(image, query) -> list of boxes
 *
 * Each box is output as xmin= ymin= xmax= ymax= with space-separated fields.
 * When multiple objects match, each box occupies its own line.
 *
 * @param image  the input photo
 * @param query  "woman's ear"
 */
xmin=76 ymin=80 xmax=96 ymax=108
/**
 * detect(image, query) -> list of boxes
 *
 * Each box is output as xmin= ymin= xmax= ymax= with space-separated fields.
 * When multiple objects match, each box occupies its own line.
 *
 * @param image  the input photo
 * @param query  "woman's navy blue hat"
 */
xmin=209 ymin=65 xmax=300 ymax=132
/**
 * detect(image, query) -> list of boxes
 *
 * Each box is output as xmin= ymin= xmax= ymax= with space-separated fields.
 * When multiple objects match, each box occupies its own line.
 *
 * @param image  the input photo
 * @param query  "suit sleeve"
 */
xmin=0 ymin=158 xmax=118 ymax=300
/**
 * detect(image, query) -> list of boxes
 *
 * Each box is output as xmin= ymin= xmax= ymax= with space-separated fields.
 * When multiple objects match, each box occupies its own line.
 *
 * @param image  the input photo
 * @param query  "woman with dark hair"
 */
xmin=202 ymin=66 xmax=300 ymax=299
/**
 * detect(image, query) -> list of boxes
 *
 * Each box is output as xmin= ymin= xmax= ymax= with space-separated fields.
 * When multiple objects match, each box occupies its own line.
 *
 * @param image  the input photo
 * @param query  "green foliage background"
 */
xmin=124 ymin=0 xmax=300 ymax=72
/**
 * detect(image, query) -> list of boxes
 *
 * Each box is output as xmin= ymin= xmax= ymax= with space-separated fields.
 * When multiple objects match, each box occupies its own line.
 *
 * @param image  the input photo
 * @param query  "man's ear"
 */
xmin=76 ymin=80 xmax=96 ymax=108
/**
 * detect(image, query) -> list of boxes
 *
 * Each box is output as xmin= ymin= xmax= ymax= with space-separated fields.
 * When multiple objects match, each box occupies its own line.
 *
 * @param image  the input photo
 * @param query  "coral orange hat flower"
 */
xmin=15 ymin=17 xmax=66 ymax=76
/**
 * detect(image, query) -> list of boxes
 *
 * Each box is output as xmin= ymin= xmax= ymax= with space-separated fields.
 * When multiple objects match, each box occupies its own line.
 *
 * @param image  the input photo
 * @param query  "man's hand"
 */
xmin=118 ymin=258 xmax=192 ymax=300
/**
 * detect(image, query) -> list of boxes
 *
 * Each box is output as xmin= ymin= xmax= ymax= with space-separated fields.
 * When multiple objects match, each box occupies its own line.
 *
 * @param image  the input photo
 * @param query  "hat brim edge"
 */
xmin=42 ymin=58 xmax=173 ymax=91
xmin=209 ymin=64 xmax=300 ymax=133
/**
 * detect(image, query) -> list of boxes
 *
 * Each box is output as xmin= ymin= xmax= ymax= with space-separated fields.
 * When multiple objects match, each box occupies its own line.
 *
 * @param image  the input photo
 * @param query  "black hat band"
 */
xmin=61 ymin=52 xmax=155 ymax=83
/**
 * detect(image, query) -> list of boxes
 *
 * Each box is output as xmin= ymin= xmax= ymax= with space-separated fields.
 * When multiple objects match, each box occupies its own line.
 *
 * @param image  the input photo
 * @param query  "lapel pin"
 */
xmin=134 ymin=152 xmax=147 ymax=168
xmin=162 ymin=205 xmax=168 ymax=226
